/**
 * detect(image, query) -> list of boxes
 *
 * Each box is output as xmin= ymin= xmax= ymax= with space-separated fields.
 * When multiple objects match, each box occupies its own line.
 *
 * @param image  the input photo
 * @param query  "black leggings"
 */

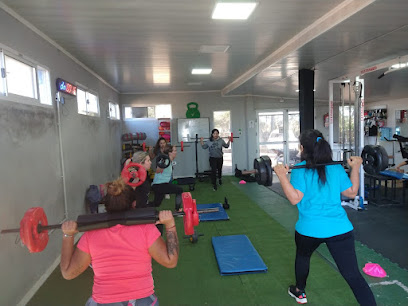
xmin=151 ymin=183 xmax=183 ymax=210
xmin=209 ymin=157 xmax=223 ymax=186
xmin=295 ymin=230 xmax=376 ymax=306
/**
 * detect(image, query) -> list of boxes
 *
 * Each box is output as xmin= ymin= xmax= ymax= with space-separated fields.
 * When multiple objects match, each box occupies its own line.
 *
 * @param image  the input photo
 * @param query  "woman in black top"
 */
xmin=127 ymin=151 xmax=152 ymax=208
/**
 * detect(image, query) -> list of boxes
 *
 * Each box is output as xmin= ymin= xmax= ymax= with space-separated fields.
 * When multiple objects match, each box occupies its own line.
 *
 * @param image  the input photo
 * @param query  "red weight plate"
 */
xmin=121 ymin=162 xmax=147 ymax=187
xmin=182 ymin=193 xmax=196 ymax=235
xmin=182 ymin=192 xmax=193 ymax=210
xmin=183 ymin=209 xmax=194 ymax=236
xmin=192 ymin=199 xmax=199 ymax=226
xmin=20 ymin=207 xmax=49 ymax=253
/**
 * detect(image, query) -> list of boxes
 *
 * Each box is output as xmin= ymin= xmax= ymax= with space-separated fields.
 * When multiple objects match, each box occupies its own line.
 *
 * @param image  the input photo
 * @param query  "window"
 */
xmin=339 ymin=105 xmax=355 ymax=145
xmin=124 ymin=104 xmax=171 ymax=119
xmin=77 ymin=87 xmax=100 ymax=116
xmin=37 ymin=66 xmax=52 ymax=105
xmin=0 ymin=47 xmax=51 ymax=106
xmin=4 ymin=55 xmax=37 ymax=98
xmin=109 ymin=102 xmax=120 ymax=120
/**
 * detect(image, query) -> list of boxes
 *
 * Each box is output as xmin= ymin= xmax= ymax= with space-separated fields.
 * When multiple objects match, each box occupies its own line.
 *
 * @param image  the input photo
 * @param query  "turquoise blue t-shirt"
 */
xmin=152 ymin=163 xmax=173 ymax=185
xmin=290 ymin=161 xmax=353 ymax=238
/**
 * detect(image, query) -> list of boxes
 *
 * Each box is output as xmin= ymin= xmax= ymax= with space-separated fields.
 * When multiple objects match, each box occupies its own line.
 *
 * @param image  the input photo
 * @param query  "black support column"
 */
xmin=298 ymin=69 xmax=315 ymax=133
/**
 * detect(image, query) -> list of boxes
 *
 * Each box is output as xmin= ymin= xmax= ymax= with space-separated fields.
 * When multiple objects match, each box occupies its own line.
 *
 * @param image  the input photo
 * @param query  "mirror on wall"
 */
xmin=395 ymin=110 xmax=408 ymax=136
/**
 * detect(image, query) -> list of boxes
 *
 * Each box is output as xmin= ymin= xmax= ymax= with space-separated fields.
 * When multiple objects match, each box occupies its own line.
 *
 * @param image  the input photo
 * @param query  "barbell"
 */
xmin=0 ymin=192 xmax=217 ymax=253
xmin=141 ymin=141 xmax=190 ymax=153
xmin=254 ymin=144 xmax=389 ymax=186
xmin=199 ymin=133 xmax=238 ymax=143
xmin=181 ymin=133 xmax=239 ymax=143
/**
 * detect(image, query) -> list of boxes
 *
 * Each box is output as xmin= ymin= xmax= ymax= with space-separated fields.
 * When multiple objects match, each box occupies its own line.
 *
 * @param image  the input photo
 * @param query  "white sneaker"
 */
xmin=165 ymin=194 xmax=170 ymax=199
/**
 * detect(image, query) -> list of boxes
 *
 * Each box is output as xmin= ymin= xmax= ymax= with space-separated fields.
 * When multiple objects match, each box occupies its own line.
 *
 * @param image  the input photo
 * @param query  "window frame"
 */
xmin=122 ymin=104 xmax=172 ymax=120
xmin=108 ymin=101 xmax=120 ymax=120
xmin=0 ymin=45 xmax=52 ymax=108
xmin=76 ymin=84 xmax=100 ymax=117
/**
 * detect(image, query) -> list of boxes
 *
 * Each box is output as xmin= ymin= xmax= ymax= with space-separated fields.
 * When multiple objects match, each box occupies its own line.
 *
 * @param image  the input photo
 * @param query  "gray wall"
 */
xmin=0 ymin=9 xmax=121 ymax=305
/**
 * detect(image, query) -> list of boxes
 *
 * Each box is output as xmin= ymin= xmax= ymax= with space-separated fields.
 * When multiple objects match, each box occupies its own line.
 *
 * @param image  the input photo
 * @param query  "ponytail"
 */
xmin=300 ymin=129 xmax=333 ymax=185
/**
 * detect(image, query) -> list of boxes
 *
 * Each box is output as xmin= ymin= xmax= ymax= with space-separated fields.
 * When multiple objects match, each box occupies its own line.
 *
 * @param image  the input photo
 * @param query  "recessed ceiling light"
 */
xmin=295 ymin=89 xmax=300 ymax=92
xmin=191 ymin=68 xmax=212 ymax=75
xmin=212 ymin=2 xmax=258 ymax=20
xmin=199 ymin=45 xmax=230 ymax=53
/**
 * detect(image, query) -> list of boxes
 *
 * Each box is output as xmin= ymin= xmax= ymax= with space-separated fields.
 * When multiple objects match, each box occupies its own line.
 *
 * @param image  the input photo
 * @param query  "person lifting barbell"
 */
xmin=1 ymin=185 xmax=215 ymax=305
xmin=271 ymin=129 xmax=376 ymax=305
xmin=199 ymin=128 xmax=233 ymax=191
xmin=1 ymin=177 xmax=178 ymax=305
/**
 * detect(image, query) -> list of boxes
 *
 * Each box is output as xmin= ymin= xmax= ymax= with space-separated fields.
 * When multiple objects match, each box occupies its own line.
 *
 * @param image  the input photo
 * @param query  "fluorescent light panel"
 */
xmin=191 ymin=68 xmax=212 ymax=75
xmin=212 ymin=2 xmax=258 ymax=20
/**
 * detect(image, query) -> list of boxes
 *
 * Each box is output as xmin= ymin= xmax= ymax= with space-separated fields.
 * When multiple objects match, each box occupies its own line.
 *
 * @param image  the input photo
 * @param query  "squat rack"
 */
xmin=328 ymin=55 xmax=408 ymax=210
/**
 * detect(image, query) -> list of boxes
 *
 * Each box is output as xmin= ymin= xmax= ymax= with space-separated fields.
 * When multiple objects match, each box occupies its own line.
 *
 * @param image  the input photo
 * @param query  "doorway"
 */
xmin=213 ymin=110 xmax=232 ymax=174
xmin=257 ymin=110 xmax=300 ymax=167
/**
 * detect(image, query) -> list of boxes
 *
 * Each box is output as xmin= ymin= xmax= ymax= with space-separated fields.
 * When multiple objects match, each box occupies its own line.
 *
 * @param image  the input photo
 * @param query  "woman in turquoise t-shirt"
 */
xmin=274 ymin=129 xmax=375 ymax=306
xmin=151 ymin=144 xmax=183 ymax=211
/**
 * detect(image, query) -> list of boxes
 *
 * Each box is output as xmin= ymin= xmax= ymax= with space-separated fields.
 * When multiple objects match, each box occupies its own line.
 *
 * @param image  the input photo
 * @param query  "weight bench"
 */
xmin=365 ymin=172 xmax=407 ymax=206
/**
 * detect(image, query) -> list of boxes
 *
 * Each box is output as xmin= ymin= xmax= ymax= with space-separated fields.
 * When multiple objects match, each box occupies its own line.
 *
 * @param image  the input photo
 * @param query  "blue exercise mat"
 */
xmin=380 ymin=170 xmax=408 ymax=180
xmin=212 ymin=235 xmax=268 ymax=276
xmin=197 ymin=203 xmax=229 ymax=221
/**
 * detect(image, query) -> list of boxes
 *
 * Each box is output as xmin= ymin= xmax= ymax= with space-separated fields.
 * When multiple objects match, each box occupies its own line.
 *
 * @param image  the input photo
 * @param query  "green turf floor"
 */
xmin=27 ymin=176 xmax=408 ymax=305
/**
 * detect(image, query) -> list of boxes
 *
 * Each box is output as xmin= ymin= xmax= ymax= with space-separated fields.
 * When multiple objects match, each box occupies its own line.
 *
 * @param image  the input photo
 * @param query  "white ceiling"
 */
xmin=1 ymin=0 xmax=408 ymax=102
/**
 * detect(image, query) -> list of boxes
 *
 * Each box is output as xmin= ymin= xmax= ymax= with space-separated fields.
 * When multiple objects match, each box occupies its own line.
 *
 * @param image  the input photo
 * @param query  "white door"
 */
xmin=213 ymin=110 xmax=232 ymax=174
xmin=257 ymin=110 xmax=300 ymax=166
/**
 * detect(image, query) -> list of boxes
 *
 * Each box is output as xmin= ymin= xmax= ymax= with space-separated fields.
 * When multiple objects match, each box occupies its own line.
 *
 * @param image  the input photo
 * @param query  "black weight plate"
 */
xmin=375 ymin=145 xmax=389 ymax=172
xmin=260 ymin=156 xmax=273 ymax=186
xmin=362 ymin=145 xmax=376 ymax=175
xmin=254 ymin=157 xmax=268 ymax=185
xmin=361 ymin=145 xmax=388 ymax=175
xmin=156 ymin=154 xmax=171 ymax=169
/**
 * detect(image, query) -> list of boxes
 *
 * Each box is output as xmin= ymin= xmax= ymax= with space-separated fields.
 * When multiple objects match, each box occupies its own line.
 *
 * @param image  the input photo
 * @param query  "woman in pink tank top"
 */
xmin=60 ymin=177 xmax=179 ymax=305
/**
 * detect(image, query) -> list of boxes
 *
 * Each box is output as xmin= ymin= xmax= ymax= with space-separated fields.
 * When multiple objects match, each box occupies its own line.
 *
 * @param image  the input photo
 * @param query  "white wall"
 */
xmin=0 ymin=9 xmax=121 ymax=305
